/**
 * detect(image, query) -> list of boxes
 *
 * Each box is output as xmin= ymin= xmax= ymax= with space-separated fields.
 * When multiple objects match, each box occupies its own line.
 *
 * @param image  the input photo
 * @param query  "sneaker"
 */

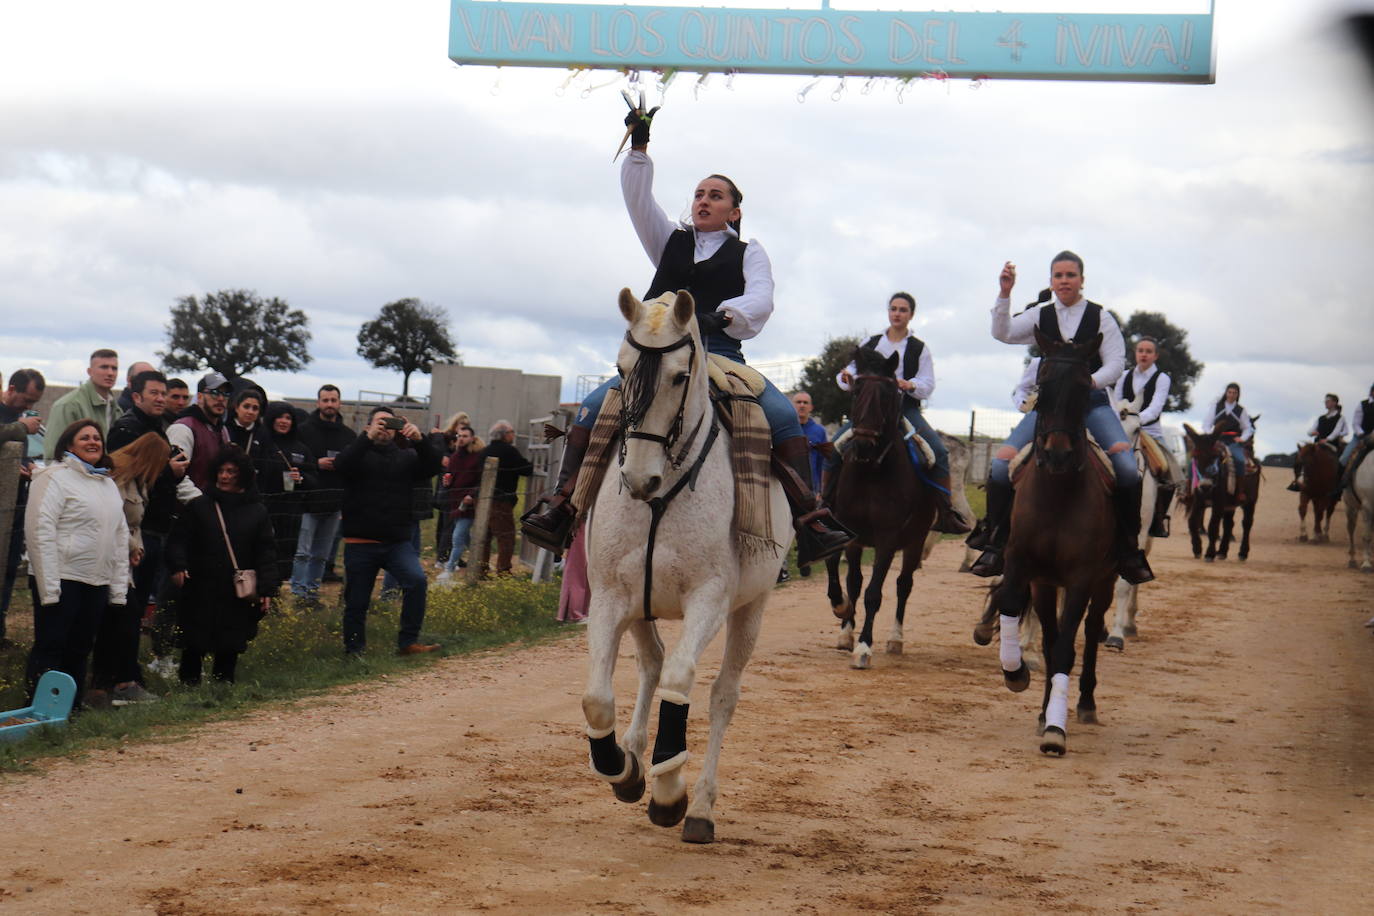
xmin=436 ymin=569 xmax=453 ymax=583
xmin=111 ymin=682 xmax=160 ymax=706
xmin=148 ymin=655 xmax=177 ymax=678
xmin=398 ymin=642 xmax=441 ymax=656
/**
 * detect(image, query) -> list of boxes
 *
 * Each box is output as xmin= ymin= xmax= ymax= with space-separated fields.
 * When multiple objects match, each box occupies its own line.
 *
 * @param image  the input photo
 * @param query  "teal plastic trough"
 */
xmin=0 ymin=671 xmax=78 ymax=744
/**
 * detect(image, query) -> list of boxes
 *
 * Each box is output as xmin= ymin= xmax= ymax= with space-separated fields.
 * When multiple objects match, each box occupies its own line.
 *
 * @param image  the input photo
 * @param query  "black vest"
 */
xmin=1037 ymin=301 xmax=1104 ymax=373
xmin=645 ymin=230 xmax=747 ymax=361
xmin=1362 ymin=399 xmax=1374 ymax=436
xmin=1121 ymin=366 xmax=1162 ymax=407
xmin=861 ymin=334 xmax=925 ymax=381
xmin=1316 ymin=411 xmax=1342 ymax=440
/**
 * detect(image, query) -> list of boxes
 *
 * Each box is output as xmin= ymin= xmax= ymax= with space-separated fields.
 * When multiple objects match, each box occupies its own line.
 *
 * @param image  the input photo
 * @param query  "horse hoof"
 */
xmin=1077 ymin=706 xmax=1099 ymax=725
xmin=1105 ymin=635 xmax=1124 ymax=651
xmin=851 ymin=651 xmax=872 ymax=670
xmin=1039 ymin=726 xmax=1067 ymax=756
xmin=1003 ymin=662 xmax=1030 ymax=693
xmin=885 ymin=640 xmax=903 ymax=655
xmin=1122 ymin=624 xmax=1138 ymax=637
xmin=1363 ymin=565 xmax=1373 ymax=575
xmin=1205 ymin=556 xmax=1215 ymax=563
xmin=648 ymin=794 xmax=688 ymax=828
xmin=836 ymin=632 xmax=854 ymax=651
xmin=798 ymin=564 xmax=812 ymax=578
xmin=972 ymin=622 xmax=997 ymax=646
xmin=612 ymin=754 xmax=645 ymax=803
xmin=1300 ymin=535 xmax=1309 ymax=543
xmin=682 ymin=816 xmax=715 ymax=844
xmin=831 ymin=603 xmax=847 ymax=620
xmin=1350 ymin=560 xmax=1358 ymax=569
xmin=1193 ymin=553 xmax=1202 ymax=560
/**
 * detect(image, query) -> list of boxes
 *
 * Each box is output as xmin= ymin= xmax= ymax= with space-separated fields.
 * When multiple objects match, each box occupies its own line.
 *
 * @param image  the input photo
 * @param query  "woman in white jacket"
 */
xmin=24 ymin=419 xmax=129 ymax=710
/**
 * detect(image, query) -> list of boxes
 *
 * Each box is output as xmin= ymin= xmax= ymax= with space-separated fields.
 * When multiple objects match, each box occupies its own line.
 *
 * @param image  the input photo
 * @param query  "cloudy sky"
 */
xmin=2 ymin=0 xmax=1371 ymax=456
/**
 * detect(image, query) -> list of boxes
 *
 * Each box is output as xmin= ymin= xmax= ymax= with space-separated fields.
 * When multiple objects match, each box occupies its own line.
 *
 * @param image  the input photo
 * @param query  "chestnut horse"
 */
xmin=1296 ymin=442 xmax=1339 ymax=543
xmin=826 ymin=346 xmax=936 ymax=669
xmin=990 ymin=330 xmax=1116 ymax=757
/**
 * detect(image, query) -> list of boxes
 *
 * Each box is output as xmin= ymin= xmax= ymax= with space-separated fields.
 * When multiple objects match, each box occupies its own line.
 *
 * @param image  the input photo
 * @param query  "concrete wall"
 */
xmin=428 ymin=365 xmax=562 ymax=448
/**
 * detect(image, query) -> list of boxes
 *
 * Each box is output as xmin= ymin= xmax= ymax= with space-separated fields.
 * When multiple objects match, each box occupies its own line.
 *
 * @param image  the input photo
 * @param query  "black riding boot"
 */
xmin=774 ymin=437 xmax=854 ymax=567
xmin=931 ymin=474 xmax=974 ymax=535
xmin=519 ymin=425 xmax=591 ymax=553
xmin=967 ymin=477 xmax=1012 ymax=578
xmin=1287 ymin=464 xmax=1303 ymax=493
xmin=1114 ymin=481 xmax=1155 ymax=585
xmin=1149 ymin=481 xmax=1175 ymax=539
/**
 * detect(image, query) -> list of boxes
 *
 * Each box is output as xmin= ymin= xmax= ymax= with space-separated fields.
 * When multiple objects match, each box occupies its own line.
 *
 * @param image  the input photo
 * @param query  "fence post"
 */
xmin=466 ymin=456 xmax=500 ymax=585
xmin=968 ymin=409 xmax=976 ymax=442
xmin=0 ymin=442 xmax=21 ymax=612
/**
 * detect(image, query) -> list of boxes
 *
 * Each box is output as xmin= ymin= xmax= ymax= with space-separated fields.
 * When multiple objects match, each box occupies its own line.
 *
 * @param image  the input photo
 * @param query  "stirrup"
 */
xmin=794 ymin=509 xmax=853 ymax=566
xmin=519 ymin=496 xmax=576 ymax=553
xmin=969 ymin=546 xmax=1003 ymax=578
xmin=1286 ymin=479 xmax=1302 ymax=493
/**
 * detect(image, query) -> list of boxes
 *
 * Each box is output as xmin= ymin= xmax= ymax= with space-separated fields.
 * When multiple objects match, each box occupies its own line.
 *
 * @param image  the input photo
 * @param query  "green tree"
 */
xmin=159 ymin=289 xmax=312 ymax=380
xmin=1024 ymin=308 xmax=1203 ymax=413
xmin=797 ymin=335 xmax=861 ymax=425
xmin=356 ymin=298 xmax=459 ymax=397
xmin=1120 ymin=311 xmax=1203 ymax=413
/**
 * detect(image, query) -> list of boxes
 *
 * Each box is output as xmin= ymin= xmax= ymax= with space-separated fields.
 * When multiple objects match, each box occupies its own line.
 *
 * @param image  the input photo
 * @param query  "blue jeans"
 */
xmin=1340 ymin=438 xmax=1359 ymax=466
xmin=1225 ymin=442 xmax=1247 ymax=471
xmin=342 ymin=540 xmax=428 ymax=653
xmin=577 ymin=370 xmax=803 ymax=446
xmin=382 ymin=523 xmax=422 ymax=593
xmin=443 ymin=517 xmax=474 ymax=572
xmin=990 ymin=400 xmax=1140 ymax=488
xmin=291 ymin=510 xmax=341 ymax=597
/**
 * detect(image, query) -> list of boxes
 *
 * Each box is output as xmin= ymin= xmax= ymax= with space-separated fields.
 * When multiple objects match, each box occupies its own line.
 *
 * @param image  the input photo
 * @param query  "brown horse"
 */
xmin=826 ymin=346 xmax=936 ymax=669
xmin=989 ymin=329 xmax=1116 ymax=756
xmin=1296 ymin=441 xmax=1339 ymax=542
xmin=1181 ymin=415 xmax=1260 ymax=561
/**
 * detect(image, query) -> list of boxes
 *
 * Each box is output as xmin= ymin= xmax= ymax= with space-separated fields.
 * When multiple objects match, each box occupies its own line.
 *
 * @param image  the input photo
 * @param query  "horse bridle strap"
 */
xmin=622 ymin=330 xmax=696 ymax=461
xmin=640 ymin=413 xmax=721 ymax=621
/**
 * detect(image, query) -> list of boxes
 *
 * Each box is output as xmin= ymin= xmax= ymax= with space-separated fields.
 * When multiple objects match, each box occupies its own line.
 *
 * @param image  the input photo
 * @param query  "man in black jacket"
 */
xmin=335 ymin=406 xmax=442 ymax=656
xmin=292 ymin=384 xmax=357 ymax=598
xmin=479 ymin=420 xmax=532 ymax=576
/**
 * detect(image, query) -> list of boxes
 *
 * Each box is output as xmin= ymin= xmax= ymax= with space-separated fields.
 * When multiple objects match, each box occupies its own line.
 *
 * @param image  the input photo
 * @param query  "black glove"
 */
xmin=624 ymin=106 xmax=660 ymax=148
xmin=696 ymin=310 xmax=731 ymax=336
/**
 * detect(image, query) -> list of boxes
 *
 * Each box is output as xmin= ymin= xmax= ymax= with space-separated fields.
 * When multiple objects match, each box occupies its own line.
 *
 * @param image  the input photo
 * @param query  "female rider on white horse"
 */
xmin=522 ymin=107 xmax=852 ymax=566
xmin=966 ymin=254 xmax=1154 ymax=585
xmin=1113 ymin=335 xmax=1182 ymax=538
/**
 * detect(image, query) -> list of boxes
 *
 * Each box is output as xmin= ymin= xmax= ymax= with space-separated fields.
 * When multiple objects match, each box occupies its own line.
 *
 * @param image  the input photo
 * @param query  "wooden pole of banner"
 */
xmin=467 ymin=456 xmax=500 ymax=585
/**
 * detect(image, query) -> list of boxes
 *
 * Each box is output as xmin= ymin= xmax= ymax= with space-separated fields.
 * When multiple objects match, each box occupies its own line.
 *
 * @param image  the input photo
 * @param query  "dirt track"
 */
xmin=2 ymin=474 xmax=1372 ymax=914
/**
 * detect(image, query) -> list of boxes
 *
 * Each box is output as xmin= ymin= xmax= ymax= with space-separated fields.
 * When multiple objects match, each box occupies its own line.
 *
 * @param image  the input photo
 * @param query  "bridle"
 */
xmin=1033 ymin=354 xmax=1092 ymax=470
xmin=617 ymin=328 xmax=720 ymax=621
xmin=849 ymin=373 xmax=900 ymax=465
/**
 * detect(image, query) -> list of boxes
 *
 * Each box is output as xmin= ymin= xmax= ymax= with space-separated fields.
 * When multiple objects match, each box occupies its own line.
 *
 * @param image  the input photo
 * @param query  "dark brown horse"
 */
xmin=826 ymin=347 xmax=936 ymax=669
xmin=989 ymin=329 xmax=1116 ymax=756
xmin=1182 ymin=416 xmax=1260 ymax=561
xmin=1296 ymin=441 xmax=1339 ymax=542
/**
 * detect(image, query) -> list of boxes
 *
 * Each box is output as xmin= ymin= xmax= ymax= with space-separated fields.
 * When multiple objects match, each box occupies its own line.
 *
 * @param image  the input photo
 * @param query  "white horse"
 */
xmin=1345 ymin=447 xmax=1374 ymax=572
xmin=1104 ymin=393 xmax=1159 ymax=651
xmin=581 ymin=289 xmax=793 ymax=845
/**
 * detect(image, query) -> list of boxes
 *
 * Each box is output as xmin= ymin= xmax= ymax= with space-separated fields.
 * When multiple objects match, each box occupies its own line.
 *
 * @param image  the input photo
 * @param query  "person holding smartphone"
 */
xmin=333 ymin=407 xmax=443 ymax=656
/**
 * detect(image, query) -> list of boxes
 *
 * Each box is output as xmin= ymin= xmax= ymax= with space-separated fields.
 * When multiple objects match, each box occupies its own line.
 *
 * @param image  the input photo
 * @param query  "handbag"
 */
xmin=214 ymin=502 xmax=258 ymax=600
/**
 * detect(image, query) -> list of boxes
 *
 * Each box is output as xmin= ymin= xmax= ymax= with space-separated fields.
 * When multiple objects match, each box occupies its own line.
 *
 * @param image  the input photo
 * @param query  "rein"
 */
xmin=850 ymin=374 xmax=900 ymax=465
xmin=618 ymin=327 xmax=720 ymax=621
xmin=1033 ymin=355 xmax=1091 ymax=471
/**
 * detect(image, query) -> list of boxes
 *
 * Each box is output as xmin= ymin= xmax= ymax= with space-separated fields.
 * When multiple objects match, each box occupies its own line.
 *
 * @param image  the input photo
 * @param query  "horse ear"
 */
xmin=884 ymin=351 xmax=899 ymax=375
xmin=618 ymin=288 xmax=640 ymax=323
xmin=1251 ymin=413 xmax=1261 ymax=424
xmin=1183 ymin=423 xmax=1199 ymax=441
xmin=1032 ymin=326 xmax=1051 ymax=353
xmin=673 ymin=290 xmax=695 ymax=328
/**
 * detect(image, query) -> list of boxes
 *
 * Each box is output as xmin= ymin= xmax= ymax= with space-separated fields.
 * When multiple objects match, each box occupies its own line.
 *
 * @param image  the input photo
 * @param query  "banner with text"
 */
xmin=448 ymin=2 xmax=1215 ymax=84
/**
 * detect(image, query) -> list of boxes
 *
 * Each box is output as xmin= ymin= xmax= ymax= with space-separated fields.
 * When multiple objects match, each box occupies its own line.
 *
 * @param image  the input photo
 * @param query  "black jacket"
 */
xmin=256 ymin=432 xmax=319 ymax=496
xmin=336 ymin=432 xmax=442 ymax=542
xmin=480 ymin=438 xmax=533 ymax=504
xmin=297 ymin=410 xmax=357 ymax=513
xmin=166 ymin=487 xmax=277 ymax=653
xmin=107 ymin=406 xmax=183 ymax=536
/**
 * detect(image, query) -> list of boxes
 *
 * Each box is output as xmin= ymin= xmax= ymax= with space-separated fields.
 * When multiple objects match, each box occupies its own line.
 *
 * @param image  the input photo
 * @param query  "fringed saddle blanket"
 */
xmin=571 ymin=355 xmax=777 ymax=557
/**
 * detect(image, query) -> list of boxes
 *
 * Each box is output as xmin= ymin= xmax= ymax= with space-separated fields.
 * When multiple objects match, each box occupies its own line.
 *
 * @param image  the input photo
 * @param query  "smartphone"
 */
xmin=381 ymin=416 xmax=406 ymax=431
xmin=169 ymin=445 xmax=185 ymax=460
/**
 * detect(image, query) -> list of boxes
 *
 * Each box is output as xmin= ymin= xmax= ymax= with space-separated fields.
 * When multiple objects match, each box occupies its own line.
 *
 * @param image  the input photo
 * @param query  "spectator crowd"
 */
xmin=0 ymin=350 xmax=534 ymax=715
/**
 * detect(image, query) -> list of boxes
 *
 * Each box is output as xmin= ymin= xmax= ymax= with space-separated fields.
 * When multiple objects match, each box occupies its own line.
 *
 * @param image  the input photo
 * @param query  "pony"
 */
xmin=1103 ymin=390 xmax=1159 ymax=651
xmin=1296 ymin=441 xmax=1339 ymax=543
xmin=1344 ymin=439 xmax=1374 ymax=571
xmin=989 ymin=329 xmax=1117 ymax=757
xmin=580 ymin=289 xmax=793 ymax=844
xmin=826 ymin=346 xmax=936 ymax=668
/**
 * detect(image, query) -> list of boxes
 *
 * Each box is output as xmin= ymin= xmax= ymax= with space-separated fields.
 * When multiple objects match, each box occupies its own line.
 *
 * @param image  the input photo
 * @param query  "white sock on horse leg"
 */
xmin=999 ymin=615 xmax=1023 ymax=671
xmin=1046 ymin=672 xmax=1070 ymax=732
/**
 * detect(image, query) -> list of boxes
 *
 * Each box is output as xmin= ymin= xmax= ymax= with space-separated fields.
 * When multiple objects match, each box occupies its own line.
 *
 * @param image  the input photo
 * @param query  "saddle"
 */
xmin=571 ymin=360 xmax=776 ymax=556
xmin=832 ymin=419 xmax=937 ymax=470
xmin=1135 ymin=431 xmax=1170 ymax=479
xmin=1009 ymin=440 xmax=1115 ymax=492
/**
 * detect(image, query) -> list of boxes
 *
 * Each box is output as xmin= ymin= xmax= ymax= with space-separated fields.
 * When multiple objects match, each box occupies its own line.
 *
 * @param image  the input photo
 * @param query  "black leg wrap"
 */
xmin=589 ymin=731 xmax=626 ymax=777
xmin=651 ymin=700 xmax=689 ymax=766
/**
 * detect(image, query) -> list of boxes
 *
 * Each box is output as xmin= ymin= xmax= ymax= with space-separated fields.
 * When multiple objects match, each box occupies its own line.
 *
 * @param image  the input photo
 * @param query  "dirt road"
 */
xmin=2 ymin=475 xmax=1372 ymax=914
